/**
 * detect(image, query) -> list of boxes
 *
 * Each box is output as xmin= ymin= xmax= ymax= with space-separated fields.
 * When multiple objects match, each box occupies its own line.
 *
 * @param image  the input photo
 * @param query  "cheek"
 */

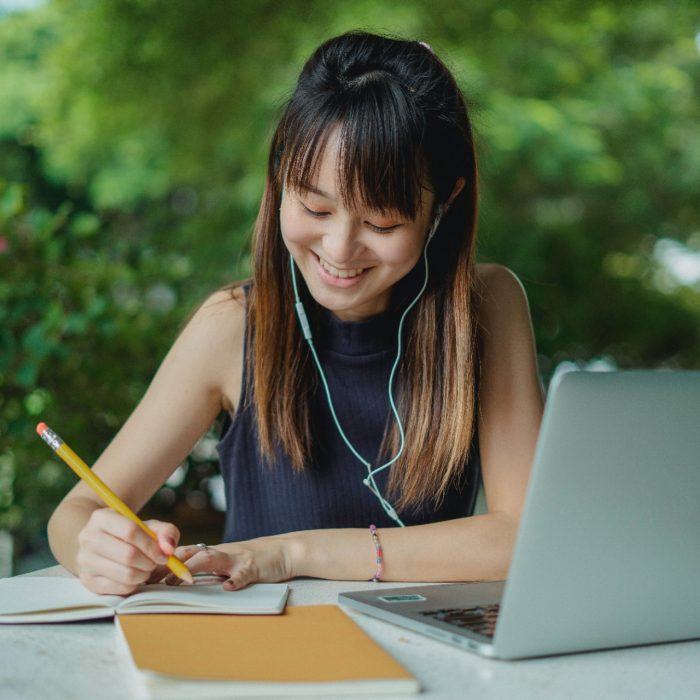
xmin=377 ymin=237 xmax=424 ymax=269
xmin=279 ymin=209 xmax=314 ymax=250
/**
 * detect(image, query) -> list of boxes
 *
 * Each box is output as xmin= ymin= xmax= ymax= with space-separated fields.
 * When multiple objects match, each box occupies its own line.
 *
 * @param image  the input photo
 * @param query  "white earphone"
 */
xmin=289 ymin=205 xmax=443 ymax=526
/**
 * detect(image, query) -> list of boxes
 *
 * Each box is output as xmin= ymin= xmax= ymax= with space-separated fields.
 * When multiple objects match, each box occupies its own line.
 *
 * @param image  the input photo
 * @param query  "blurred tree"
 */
xmin=0 ymin=7 xmax=197 ymax=557
xmin=30 ymin=0 xmax=700 ymax=368
xmin=0 ymin=0 xmax=699 ymax=559
xmin=425 ymin=1 xmax=700 ymax=370
xmin=0 ymin=176 xmax=195 ymax=557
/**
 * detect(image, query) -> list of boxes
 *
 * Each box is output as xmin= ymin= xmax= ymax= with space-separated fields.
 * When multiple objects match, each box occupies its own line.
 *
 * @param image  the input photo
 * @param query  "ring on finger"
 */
xmin=194 ymin=543 xmax=222 ymax=578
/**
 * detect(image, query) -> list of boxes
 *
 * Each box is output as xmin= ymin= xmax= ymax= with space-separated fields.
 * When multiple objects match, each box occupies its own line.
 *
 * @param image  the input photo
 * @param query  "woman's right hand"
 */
xmin=76 ymin=508 xmax=180 ymax=595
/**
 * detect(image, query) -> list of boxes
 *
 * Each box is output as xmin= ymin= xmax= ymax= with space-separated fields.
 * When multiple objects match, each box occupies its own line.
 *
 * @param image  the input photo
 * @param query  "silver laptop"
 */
xmin=339 ymin=370 xmax=700 ymax=659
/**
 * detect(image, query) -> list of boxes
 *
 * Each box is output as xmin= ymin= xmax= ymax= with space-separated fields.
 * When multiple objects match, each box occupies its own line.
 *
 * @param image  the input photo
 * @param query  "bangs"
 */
xmin=280 ymin=72 xmax=428 ymax=219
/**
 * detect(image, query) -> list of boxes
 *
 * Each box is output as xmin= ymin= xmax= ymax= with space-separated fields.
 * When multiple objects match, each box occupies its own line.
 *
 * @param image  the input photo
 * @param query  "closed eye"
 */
xmin=301 ymin=201 xmax=401 ymax=232
xmin=367 ymin=222 xmax=400 ymax=233
xmin=301 ymin=203 xmax=330 ymax=218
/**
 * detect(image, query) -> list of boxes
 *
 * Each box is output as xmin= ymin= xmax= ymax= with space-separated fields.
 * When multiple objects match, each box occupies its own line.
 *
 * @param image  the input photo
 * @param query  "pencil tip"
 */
xmin=36 ymin=422 xmax=48 ymax=436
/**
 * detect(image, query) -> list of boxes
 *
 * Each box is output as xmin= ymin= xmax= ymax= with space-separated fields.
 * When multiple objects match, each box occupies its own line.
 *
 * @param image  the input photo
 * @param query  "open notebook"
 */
xmin=0 ymin=576 xmax=289 ymax=623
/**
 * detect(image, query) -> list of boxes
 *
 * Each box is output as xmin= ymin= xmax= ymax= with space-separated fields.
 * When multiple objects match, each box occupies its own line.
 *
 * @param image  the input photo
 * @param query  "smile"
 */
xmin=317 ymin=256 xmax=366 ymax=279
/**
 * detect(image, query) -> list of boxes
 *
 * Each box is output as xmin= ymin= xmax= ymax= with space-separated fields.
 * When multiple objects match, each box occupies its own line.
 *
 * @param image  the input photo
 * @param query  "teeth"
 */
xmin=319 ymin=257 xmax=364 ymax=278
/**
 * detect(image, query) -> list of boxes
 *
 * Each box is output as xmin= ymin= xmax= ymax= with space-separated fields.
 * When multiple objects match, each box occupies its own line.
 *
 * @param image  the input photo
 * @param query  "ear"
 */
xmin=444 ymin=177 xmax=466 ymax=211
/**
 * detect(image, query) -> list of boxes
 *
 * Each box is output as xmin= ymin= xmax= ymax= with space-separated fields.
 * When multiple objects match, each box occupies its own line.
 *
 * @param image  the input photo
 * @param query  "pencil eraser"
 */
xmin=36 ymin=422 xmax=48 ymax=436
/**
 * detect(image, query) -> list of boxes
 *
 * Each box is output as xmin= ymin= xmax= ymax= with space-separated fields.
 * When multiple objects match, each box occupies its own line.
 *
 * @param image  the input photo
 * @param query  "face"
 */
xmin=280 ymin=128 xmax=436 ymax=322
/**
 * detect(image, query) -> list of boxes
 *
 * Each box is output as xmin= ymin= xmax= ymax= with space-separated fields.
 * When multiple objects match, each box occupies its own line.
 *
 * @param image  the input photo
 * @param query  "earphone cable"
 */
xmin=288 ymin=211 xmax=441 ymax=527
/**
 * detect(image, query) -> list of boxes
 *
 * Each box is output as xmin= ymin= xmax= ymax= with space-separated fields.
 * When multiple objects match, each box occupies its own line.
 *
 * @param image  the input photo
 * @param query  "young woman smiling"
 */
xmin=48 ymin=31 xmax=543 ymax=595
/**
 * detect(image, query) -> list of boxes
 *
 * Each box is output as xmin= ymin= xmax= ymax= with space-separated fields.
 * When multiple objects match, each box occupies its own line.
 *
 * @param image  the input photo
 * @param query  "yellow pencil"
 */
xmin=36 ymin=422 xmax=193 ymax=584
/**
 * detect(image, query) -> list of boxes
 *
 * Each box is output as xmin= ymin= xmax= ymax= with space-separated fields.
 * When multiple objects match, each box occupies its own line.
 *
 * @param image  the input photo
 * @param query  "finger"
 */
xmin=79 ymin=528 xmax=164 ymax=574
xmin=179 ymin=546 xmax=237 ymax=577
xmin=162 ymin=545 xmax=205 ymax=585
xmin=222 ymin=561 xmax=256 ymax=591
xmin=146 ymin=565 xmax=171 ymax=585
xmin=194 ymin=548 xmax=257 ymax=589
xmin=173 ymin=543 xmax=208 ymax=563
xmin=77 ymin=546 xmax=158 ymax=590
xmin=89 ymin=510 xmax=170 ymax=565
xmin=78 ymin=553 xmax=151 ymax=594
xmin=80 ymin=573 xmax=138 ymax=597
xmin=165 ymin=546 xmax=238 ymax=586
xmin=145 ymin=520 xmax=181 ymax=557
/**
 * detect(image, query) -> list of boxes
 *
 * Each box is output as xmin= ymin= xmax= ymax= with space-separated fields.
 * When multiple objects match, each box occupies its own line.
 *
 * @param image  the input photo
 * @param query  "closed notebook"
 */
xmin=116 ymin=604 xmax=419 ymax=698
xmin=0 ymin=576 xmax=289 ymax=623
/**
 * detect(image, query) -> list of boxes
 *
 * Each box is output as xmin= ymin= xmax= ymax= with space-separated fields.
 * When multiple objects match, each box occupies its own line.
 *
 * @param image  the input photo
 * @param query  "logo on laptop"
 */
xmin=379 ymin=594 xmax=427 ymax=603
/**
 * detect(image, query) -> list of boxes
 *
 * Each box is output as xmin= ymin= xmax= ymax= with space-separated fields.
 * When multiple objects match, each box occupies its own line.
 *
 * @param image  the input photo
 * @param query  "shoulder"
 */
xmin=180 ymin=284 xmax=248 ymax=346
xmin=191 ymin=285 xmax=247 ymax=332
xmin=472 ymin=263 xmax=537 ymax=374
xmin=475 ymin=263 xmax=528 ymax=311
xmin=172 ymin=284 xmax=248 ymax=412
xmin=474 ymin=263 xmax=532 ymax=333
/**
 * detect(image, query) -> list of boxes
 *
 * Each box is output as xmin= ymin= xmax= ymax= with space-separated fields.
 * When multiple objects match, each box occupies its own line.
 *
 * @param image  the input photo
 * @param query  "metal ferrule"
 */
xmin=39 ymin=427 xmax=63 ymax=452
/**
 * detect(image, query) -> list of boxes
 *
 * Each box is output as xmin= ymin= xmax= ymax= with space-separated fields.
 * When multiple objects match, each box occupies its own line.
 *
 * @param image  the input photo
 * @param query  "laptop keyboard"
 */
xmin=419 ymin=603 xmax=500 ymax=638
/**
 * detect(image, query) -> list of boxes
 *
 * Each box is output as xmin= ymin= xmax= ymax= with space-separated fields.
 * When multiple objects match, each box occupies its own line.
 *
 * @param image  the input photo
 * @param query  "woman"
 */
xmin=48 ymin=31 xmax=543 ymax=595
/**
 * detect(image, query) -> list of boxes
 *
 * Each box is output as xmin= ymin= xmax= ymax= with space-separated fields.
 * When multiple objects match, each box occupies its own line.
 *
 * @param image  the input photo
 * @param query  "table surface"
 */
xmin=1 ymin=566 xmax=699 ymax=700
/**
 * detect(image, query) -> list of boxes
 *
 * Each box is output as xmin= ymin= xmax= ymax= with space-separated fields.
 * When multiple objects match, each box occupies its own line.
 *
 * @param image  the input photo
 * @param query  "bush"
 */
xmin=0 ymin=177 xmax=195 ymax=561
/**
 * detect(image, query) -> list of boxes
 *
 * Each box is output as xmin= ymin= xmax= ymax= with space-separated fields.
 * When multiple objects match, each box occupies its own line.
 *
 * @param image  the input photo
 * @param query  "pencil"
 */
xmin=36 ymin=422 xmax=193 ymax=584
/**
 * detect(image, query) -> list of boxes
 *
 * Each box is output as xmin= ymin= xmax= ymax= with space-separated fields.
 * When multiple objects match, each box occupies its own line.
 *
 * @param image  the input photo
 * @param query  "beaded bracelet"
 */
xmin=368 ymin=524 xmax=384 ymax=582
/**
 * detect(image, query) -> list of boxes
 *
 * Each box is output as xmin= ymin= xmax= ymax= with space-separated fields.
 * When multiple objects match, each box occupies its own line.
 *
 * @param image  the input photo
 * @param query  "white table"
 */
xmin=1 ymin=566 xmax=699 ymax=699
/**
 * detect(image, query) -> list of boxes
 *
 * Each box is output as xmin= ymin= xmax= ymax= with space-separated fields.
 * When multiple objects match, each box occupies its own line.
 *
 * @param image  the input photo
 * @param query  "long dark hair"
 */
xmin=244 ymin=31 xmax=479 ymax=512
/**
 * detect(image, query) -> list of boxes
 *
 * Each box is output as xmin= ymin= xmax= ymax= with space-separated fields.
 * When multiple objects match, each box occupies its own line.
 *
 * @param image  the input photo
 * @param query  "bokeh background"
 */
xmin=1 ymin=0 xmax=699 ymax=573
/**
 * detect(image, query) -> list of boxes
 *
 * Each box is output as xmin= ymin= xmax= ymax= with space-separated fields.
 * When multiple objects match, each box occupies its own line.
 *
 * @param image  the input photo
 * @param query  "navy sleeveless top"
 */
xmin=217 ymin=294 xmax=480 ymax=542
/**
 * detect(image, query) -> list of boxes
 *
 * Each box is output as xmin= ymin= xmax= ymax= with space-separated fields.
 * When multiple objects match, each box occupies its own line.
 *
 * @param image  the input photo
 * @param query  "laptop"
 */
xmin=339 ymin=370 xmax=700 ymax=659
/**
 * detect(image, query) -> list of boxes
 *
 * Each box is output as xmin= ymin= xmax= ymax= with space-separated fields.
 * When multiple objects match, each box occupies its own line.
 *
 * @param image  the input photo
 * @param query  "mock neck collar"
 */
xmin=317 ymin=305 xmax=398 ymax=355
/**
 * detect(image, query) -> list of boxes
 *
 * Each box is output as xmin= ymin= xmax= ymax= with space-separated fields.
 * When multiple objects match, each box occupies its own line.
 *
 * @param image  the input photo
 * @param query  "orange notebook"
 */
xmin=116 ymin=604 xmax=419 ymax=698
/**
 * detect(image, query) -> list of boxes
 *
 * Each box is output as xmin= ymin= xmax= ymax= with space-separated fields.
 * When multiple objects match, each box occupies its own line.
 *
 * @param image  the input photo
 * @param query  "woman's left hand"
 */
xmin=159 ymin=536 xmax=297 ymax=589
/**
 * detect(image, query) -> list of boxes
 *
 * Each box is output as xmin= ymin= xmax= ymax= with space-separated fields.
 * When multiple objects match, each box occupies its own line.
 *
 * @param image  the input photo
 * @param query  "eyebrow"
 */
xmin=299 ymin=183 xmax=336 ymax=201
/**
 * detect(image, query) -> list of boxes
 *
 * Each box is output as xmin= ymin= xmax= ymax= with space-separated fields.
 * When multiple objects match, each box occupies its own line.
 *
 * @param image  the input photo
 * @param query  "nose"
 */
xmin=321 ymin=218 xmax=363 ymax=265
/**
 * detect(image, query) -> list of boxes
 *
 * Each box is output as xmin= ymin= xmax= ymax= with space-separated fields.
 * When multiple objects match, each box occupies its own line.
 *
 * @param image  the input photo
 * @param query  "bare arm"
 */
xmin=293 ymin=264 xmax=543 ymax=581
xmin=47 ymin=289 xmax=246 ymax=593
xmin=180 ymin=265 xmax=544 ymax=586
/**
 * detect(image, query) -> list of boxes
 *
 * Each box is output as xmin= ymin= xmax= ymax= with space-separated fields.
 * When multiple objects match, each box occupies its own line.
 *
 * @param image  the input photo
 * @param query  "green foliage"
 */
xmin=0 ymin=176 xmax=193 ymax=553
xmin=427 ymin=1 xmax=700 ymax=368
xmin=0 ymin=0 xmax=699 ymax=556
